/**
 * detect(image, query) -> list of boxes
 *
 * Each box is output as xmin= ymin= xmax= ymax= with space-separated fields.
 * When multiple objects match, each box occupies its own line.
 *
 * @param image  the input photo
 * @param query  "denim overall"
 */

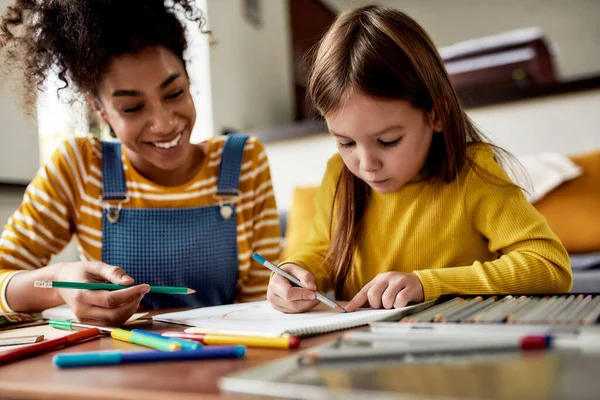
xmin=100 ymin=135 xmax=248 ymax=309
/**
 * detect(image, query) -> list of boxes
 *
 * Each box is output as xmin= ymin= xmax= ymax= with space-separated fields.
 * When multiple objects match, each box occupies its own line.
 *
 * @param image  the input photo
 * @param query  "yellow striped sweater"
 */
xmin=0 ymin=135 xmax=281 ymax=312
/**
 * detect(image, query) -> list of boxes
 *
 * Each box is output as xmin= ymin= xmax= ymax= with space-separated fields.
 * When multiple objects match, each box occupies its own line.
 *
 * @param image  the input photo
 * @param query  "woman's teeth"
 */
xmin=152 ymin=133 xmax=182 ymax=149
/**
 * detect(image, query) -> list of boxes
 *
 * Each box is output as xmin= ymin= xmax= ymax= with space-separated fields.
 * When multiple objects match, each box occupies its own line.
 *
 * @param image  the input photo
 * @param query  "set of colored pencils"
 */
xmin=401 ymin=294 xmax=600 ymax=325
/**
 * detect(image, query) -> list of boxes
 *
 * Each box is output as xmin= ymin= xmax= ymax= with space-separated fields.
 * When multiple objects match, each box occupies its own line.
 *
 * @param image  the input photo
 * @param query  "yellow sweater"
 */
xmin=284 ymin=144 xmax=572 ymax=301
xmin=0 ymin=136 xmax=281 ymax=312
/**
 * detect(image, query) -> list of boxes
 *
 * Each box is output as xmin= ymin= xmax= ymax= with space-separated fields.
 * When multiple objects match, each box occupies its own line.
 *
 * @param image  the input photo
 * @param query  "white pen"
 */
xmin=252 ymin=253 xmax=346 ymax=313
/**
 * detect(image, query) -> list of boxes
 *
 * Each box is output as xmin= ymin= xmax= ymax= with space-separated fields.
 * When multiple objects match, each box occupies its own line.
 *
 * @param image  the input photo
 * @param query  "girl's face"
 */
xmin=93 ymin=46 xmax=197 ymax=186
xmin=325 ymin=91 xmax=441 ymax=194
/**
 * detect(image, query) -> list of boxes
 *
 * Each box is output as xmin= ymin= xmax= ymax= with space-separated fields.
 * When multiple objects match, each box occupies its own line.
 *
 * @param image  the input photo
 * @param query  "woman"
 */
xmin=0 ymin=0 xmax=281 ymax=325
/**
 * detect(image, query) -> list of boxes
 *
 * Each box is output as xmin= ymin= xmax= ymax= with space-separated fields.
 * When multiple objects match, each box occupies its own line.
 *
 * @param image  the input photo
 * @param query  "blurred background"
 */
xmin=1 ymin=0 xmax=600 ymax=273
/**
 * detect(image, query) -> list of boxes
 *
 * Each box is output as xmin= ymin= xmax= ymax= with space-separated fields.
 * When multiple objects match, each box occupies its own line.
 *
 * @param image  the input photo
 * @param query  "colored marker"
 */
xmin=111 ymin=328 xmax=180 ymax=351
xmin=162 ymin=331 xmax=301 ymax=349
xmin=184 ymin=327 xmax=284 ymax=338
xmin=0 ymin=328 xmax=101 ymax=365
xmin=49 ymin=319 xmax=114 ymax=333
xmin=131 ymin=329 xmax=201 ymax=350
xmin=252 ymin=253 xmax=346 ymax=313
xmin=34 ymin=280 xmax=195 ymax=294
xmin=53 ymin=346 xmax=246 ymax=368
xmin=300 ymin=339 xmax=547 ymax=365
xmin=341 ymin=331 xmax=550 ymax=348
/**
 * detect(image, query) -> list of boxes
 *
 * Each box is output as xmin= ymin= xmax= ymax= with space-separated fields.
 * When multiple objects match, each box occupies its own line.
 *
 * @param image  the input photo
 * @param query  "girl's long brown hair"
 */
xmin=308 ymin=5 xmax=513 ymax=297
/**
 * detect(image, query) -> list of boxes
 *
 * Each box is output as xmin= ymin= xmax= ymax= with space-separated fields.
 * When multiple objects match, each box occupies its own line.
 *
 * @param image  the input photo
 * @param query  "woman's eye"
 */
xmin=166 ymin=90 xmax=184 ymax=99
xmin=338 ymin=141 xmax=355 ymax=149
xmin=123 ymin=105 xmax=143 ymax=113
xmin=379 ymin=138 xmax=402 ymax=148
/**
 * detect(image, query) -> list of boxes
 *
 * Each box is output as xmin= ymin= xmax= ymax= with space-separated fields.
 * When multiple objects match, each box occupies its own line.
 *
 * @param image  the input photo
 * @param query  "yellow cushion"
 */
xmin=281 ymin=186 xmax=320 ymax=259
xmin=534 ymin=150 xmax=600 ymax=253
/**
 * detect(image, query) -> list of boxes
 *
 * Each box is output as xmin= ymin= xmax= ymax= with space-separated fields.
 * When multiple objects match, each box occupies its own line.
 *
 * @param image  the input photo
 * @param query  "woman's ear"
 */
xmin=86 ymin=94 xmax=108 ymax=125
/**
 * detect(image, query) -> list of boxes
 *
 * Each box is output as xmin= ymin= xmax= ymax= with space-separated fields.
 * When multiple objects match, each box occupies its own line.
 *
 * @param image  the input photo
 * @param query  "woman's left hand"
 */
xmin=344 ymin=272 xmax=424 ymax=312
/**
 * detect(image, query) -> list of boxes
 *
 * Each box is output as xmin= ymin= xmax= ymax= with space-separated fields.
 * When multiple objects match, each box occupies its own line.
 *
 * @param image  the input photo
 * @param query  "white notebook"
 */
xmin=153 ymin=300 xmax=433 ymax=337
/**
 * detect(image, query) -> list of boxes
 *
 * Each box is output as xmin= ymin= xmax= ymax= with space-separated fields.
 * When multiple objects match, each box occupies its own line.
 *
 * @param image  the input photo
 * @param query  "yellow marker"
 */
xmin=111 ymin=328 xmax=180 ymax=351
xmin=202 ymin=334 xmax=299 ymax=349
xmin=164 ymin=332 xmax=300 ymax=349
xmin=184 ymin=327 xmax=285 ymax=338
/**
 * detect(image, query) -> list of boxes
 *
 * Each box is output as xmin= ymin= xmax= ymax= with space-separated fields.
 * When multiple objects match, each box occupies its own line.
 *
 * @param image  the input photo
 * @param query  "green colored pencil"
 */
xmin=33 ymin=280 xmax=195 ymax=294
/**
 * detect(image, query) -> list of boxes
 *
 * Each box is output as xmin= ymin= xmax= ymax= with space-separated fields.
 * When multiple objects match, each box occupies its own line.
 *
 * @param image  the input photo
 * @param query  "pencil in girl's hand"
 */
xmin=33 ymin=280 xmax=195 ymax=294
xmin=251 ymin=253 xmax=346 ymax=313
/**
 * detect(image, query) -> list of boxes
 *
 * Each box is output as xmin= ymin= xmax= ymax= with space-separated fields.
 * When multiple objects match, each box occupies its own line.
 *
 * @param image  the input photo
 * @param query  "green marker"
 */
xmin=34 ymin=280 xmax=195 ymax=295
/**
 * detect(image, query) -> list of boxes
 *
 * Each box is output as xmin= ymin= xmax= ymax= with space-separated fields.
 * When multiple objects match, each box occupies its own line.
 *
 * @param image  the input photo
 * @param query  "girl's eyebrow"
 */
xmin=330 ymin=124 xmax=405 ymax=139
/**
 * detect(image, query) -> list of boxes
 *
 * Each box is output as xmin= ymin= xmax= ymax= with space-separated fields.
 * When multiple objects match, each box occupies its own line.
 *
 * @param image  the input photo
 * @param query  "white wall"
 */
xmin=469 ymin=89 xmax=600 ymax=157
xmin=0 ymin=29 xmax=40 ymax=184
xmin=205 ymin=0 xmax=294 ymax=136
xmin=265 ymin=89 xmax=600 ymax=211
xmin=184 ymin=0 xmax=214 ymax=143
xmin=265 ymin=133 xmax=337 ymax=211
xmin=324 ymin=0 xmax=600 ymax=81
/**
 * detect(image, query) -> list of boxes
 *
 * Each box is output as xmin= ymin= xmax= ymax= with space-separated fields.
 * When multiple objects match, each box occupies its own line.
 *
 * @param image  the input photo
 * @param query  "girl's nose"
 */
xmin=360 ymin=150 xmax=382 ymax=172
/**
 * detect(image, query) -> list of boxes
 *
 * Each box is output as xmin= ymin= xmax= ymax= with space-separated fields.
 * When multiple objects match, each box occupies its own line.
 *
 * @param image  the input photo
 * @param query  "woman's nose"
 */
xmin=149 ymin=106 xmax=175 ymax=134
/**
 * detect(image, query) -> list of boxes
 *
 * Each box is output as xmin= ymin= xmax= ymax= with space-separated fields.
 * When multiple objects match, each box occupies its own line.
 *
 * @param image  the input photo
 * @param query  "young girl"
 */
xmin=267 ymin=5 xmax=572 ymax=314
xmin=0 ymin=0 xmax=280 ymax=325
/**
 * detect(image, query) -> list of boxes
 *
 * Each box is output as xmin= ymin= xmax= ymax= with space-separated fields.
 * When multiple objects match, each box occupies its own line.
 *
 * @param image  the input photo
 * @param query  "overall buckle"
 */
xmin=213 ymin=194 xmax=237 ymax=220
xmin=99 ymin=195 xmax=130 ymax=224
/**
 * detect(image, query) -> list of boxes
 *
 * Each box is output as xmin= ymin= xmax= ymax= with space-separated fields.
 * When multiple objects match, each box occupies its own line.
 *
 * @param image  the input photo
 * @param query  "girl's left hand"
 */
xmin=344 ymin=272 xmax=424 ymax=312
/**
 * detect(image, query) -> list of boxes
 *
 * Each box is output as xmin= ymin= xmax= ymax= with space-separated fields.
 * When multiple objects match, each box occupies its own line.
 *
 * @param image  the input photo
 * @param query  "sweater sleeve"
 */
xmin=237 ymin=138 xmax=282 ymax=302
xmin=281 ymin=155 xmax=344 ymax=293
xmin=413 ymin=146 xmax=573 ymax=301
xmin=0 ymin=139 xmax=79 ymax=312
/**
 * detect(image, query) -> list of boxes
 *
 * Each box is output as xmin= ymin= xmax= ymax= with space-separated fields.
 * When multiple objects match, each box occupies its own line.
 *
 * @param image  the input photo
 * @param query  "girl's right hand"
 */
xmin=267 ymin=263 xmax=320 ymax=313
xmin=53 ymin=261 xmax=150 ymax=326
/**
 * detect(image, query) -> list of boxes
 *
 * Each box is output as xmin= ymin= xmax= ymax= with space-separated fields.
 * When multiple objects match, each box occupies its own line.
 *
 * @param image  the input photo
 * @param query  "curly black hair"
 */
xmin=0 ymin=0 xmax=208 ymax=109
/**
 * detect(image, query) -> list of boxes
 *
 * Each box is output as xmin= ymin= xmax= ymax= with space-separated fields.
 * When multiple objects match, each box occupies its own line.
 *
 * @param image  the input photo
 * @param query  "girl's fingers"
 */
xmin=393 ymin=289 xmax=411 ymax=309
xmin=367 ymin=280 xmax=388 ymax=309
xmin=381 ymin=281 xmax=406 ymax=309
xmin=267 ymin=291 xmax=317 ymax=313
xmin=345 ymin=279 xmax=377 ymax=312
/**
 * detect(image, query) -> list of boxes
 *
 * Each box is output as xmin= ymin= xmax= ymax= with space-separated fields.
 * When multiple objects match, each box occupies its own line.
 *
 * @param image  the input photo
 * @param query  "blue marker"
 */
xmin=52 ymin=346 xmax=246 ymax=368
xmin=252 ymin=252 xmax=346 ymax=313
xmin=130 ymin=329 xmax=202 ymax=350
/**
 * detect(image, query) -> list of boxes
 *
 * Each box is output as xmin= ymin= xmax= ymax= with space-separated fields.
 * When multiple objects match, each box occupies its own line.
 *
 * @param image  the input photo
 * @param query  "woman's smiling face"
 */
xmin=93 ymin=45 xmax=197 ymax=185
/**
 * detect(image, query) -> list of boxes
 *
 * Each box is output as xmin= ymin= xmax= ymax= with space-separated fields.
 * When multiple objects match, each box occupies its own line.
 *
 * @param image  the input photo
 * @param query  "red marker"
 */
xmin=0 ymin=328 xmax=101 ymax=365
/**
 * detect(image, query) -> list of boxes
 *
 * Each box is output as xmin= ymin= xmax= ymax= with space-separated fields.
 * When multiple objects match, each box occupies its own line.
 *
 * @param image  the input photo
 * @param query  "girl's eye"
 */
xmin=123 ymin=105 xmax=143 ymax=113
xmin=379 ymin=137 xmax=402 ymax=148
xmin=338 ymin=141 xmax=355 ymax=149
xmin=166 ymin=90 xmax=184 ymax=99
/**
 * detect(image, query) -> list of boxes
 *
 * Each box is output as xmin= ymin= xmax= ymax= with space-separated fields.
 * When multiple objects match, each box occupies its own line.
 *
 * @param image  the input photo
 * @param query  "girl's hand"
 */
xmin=345 ymin=272 xmax=424 ymax=312
xmin=53 ymin=261 xmax=150 ymax=326
xmin=266 ymin=263 xmax=320 ymax=313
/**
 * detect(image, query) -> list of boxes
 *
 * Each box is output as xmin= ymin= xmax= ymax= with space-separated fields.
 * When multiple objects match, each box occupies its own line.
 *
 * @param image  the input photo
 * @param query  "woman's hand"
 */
xmin=344 ymin=272 xmax=424 ymax=312
xmin=53 ymin=261 xmax=149 ymax=326
xmin=266 ymin=263 xmax=320 ymax=313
